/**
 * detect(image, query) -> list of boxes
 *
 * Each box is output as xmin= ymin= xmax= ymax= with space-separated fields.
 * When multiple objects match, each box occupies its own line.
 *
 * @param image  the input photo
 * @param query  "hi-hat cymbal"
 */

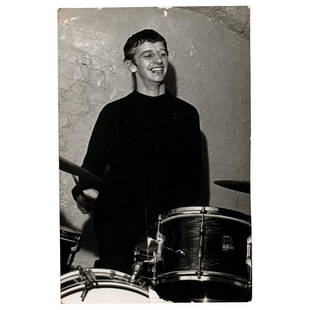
xmin=214 ymin=180 xmax=250 ymax=194
xmin=59 ymin=156 xmax=103 ymax=185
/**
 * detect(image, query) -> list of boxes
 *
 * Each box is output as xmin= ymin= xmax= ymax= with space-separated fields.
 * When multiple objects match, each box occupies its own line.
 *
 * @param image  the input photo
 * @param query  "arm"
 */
xmin=183 ymin=107 xmax=202 ymax=202
xmin=71 ymin=103 xmax=117 ymax=208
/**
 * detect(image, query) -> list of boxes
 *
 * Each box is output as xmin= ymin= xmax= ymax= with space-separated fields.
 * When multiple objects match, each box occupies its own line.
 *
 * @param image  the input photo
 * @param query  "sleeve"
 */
xmin=184 ymin=106 xmax=202 ymax=202
xmin=71 ymin=104 xmax=117 ymax=201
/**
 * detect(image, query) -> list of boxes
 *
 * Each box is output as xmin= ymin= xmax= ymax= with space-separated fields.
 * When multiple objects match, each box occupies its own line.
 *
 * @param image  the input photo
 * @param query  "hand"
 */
xmin=82 ymin=188 xmax=99 ymax=200
xmin=76 ymin=188 xmax=99 ymax=214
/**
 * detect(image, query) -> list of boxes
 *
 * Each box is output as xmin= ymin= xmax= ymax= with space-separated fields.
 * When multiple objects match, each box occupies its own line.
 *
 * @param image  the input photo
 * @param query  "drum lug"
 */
xmin=109 ymin=270 xmax=116 ymax=279
xmin=246 ymin=236 xmax=252 ymax=285
xmin=197 ymin=206 xmax=207 ymax=279
xmin=77 ymin=266 xmax=99 ymax=302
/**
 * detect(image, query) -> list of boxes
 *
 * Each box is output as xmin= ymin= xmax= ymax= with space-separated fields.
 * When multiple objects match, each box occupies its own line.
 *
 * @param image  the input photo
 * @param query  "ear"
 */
xmin=124 ymin=59 xmax=137 ymax=73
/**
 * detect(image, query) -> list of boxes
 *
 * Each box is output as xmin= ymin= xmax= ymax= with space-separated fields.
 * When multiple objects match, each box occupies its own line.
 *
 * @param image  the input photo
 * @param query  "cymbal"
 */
xmin=59 ymin=156 xmax=103 ymax=185
xmin=214 ymin=180 xmax=250 ymax=194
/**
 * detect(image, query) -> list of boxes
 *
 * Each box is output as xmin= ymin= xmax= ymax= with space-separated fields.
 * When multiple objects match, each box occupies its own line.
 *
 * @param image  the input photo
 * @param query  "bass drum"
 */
xmin=154 ymin=206 xmax=252 ymax=302
xmin=61 ymin=268 xmax=164 ymax=303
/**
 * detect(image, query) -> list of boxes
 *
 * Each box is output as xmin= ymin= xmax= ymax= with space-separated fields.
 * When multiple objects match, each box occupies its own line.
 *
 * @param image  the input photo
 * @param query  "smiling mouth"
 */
xmin=150 ymin=67 xmax=164 ymax=73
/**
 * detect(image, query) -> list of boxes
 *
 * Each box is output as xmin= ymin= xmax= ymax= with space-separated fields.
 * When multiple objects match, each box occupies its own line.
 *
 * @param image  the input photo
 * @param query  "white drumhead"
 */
xmin=62 ymin=286 xmax=149 ymax=303
xmin=60 ymin=268 xmax=165 ymax=303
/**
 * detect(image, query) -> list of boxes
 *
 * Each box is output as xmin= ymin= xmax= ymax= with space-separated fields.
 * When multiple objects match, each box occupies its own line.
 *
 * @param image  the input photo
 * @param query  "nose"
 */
xmin=153 ymin=53 xmax=163 ymax=64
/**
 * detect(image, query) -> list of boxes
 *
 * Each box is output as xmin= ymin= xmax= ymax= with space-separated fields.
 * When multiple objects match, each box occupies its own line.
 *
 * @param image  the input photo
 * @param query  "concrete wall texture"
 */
xmin=58 ymin=7 xmax=250 ymax=267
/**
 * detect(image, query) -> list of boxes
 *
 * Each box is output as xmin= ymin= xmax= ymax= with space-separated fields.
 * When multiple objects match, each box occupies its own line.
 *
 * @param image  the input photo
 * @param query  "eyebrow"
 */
xmin=140 ymin=50 xmax=153 ymax=55
xmin=139 ymin=49 xmax=167 ymax=56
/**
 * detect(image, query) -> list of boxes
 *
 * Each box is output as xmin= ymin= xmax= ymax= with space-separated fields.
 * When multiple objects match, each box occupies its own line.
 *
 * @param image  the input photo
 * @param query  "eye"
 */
xmin=143 ymin=53 xmax=153 ymax=59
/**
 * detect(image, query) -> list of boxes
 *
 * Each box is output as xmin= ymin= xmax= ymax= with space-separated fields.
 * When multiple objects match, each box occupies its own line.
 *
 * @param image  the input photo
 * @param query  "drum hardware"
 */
xmin=134 ymin=241 xmax=186 ymax=260
xmin=108 ymin=269 xmax=117 ymax=279
xmin=131 ymin=238 xmax=159 ymax=286
xmin=131 ymin=239 xmax=186 ymax=287
xmin=153 ymin=215 xmax=186 ymax=257
xmin=130 ymin=214 xmax=185 ymax=286
xmin=246 ymin=236 xmax=252 ymax=287
xmin=130 ymin=261 xmax=144 ymax=283
xmin=77 ymin=266 xmax=99 ymax=302
xmin=163 ymin=247 xmax=186 ymax=256
xmin=197 ymin=206 xmax=207 ymax=279
xmin=62 ymin=238 xmax=80 ymax=263
xmin=246 ymin=236 xmax=252 ymax=268
xmin=155 ymin=215 xmax=163 ymax=262
xmin=128 ymin=209 xmax=163 ymax=285
xmin=151 ymin=215 xmax=164 ymax=281
xmin=60 ymin=226 xmax=82 ymax=274
xmin=132 ymin=248 xmax=152 ymax=263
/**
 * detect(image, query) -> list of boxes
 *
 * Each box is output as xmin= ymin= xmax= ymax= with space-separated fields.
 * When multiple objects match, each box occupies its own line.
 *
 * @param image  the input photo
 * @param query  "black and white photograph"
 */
xmin=58 ymin=6 xmax=251 ymax=303
xmin=2 ymin=0 xmax=310 ymax=309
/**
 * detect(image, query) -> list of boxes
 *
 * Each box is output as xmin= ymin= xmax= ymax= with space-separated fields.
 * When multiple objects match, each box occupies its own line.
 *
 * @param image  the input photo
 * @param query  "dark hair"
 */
xmin=123 ymin=29 xmax=168 ymax=61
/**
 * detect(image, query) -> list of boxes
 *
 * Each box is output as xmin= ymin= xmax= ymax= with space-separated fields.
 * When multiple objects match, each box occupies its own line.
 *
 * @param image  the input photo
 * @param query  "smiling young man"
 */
xmin=124 ymin=39 xmax=168 ymax=96
xmin=72 ymin=29 xmax=202 ymax=274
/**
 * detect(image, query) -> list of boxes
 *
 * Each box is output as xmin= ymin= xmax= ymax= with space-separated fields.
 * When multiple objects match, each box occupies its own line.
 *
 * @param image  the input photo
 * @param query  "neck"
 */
xmin=136 ymin=81 xmax=165 ymax=97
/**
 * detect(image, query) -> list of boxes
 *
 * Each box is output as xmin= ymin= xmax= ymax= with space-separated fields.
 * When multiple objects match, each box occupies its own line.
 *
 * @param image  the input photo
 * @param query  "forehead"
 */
xmin=132 ymin=41 xmax=167 ymax=56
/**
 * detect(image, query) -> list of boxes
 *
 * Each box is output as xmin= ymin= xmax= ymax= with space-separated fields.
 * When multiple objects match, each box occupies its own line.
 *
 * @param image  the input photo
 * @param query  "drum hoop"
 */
xmin=160 ymin=213 xmax=251 ymax=226
xmin=61 ymin=280 xmax=149 ymax=299
xmin=160 ymin=206 xmax=251 ymax=223
xmin=60 ymin=226 xmax=82 ymax=235
xmin=61 ymin=268 xmax=130 ymax=282
xmin=60 ymin=227 xmax=82 ymax=243
xmin=61 ymin=268 xmax=149 ymax=298
xmin=60 ymin=237 xmax=80 ymax=243
xmin=155 ymin=270 xmax=249 ymax=288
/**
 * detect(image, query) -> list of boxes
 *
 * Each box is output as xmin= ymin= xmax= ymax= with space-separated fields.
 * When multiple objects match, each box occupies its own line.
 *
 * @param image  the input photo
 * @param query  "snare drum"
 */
xmin=154 ymin=206 xmax=252 ymax=302
xmin=60 ymin=268 xmax=164 ymax=303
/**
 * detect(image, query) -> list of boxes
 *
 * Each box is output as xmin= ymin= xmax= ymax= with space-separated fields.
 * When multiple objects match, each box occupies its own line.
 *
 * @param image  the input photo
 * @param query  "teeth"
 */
xmin=151 ymin=68 xmax=163 ymax=72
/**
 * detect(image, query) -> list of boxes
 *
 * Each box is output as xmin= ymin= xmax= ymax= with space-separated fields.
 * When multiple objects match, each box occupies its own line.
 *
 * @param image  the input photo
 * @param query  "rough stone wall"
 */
xmin=58 ymin=7 xmax=250 ymax=267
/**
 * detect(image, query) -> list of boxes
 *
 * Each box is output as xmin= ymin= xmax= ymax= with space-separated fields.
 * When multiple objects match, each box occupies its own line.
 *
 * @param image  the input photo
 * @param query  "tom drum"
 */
xmin=154 ymin=206 xmax=252 ymax=302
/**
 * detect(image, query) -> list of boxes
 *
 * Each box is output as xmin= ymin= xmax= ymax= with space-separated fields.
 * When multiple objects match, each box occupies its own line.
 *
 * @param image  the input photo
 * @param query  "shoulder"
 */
xmin=97 ymin=92 xmax=133 ymax=119
xmin=168 ymin=93 xmax=199 ymax=118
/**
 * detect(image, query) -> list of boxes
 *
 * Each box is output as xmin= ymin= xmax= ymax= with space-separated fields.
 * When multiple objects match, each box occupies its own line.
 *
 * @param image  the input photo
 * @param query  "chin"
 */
xmin=150 ymin=74 xmax=166 ymax=83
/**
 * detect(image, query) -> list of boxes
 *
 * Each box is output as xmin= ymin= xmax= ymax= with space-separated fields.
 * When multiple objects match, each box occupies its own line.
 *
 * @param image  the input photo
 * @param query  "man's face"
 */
xmin=130 ymin=41 xmax=168 ymax=85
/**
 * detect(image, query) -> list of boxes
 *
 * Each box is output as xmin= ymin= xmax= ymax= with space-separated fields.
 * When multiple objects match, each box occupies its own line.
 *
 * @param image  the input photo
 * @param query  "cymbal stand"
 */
xmin=131 ymin=215 xmax=163 ymax=284
xmin=152 ymin=215 xmax=163 ymax=281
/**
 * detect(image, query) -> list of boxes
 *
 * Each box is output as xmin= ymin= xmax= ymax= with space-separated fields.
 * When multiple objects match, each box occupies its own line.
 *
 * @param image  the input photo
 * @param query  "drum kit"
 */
xmin=59 ymin=157 xmax=252 ymax=303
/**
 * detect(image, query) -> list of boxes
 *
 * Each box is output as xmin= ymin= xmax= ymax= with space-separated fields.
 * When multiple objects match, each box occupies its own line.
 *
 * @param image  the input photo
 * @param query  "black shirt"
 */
xmin=74 ymin=90 xmax=202 ymax=219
